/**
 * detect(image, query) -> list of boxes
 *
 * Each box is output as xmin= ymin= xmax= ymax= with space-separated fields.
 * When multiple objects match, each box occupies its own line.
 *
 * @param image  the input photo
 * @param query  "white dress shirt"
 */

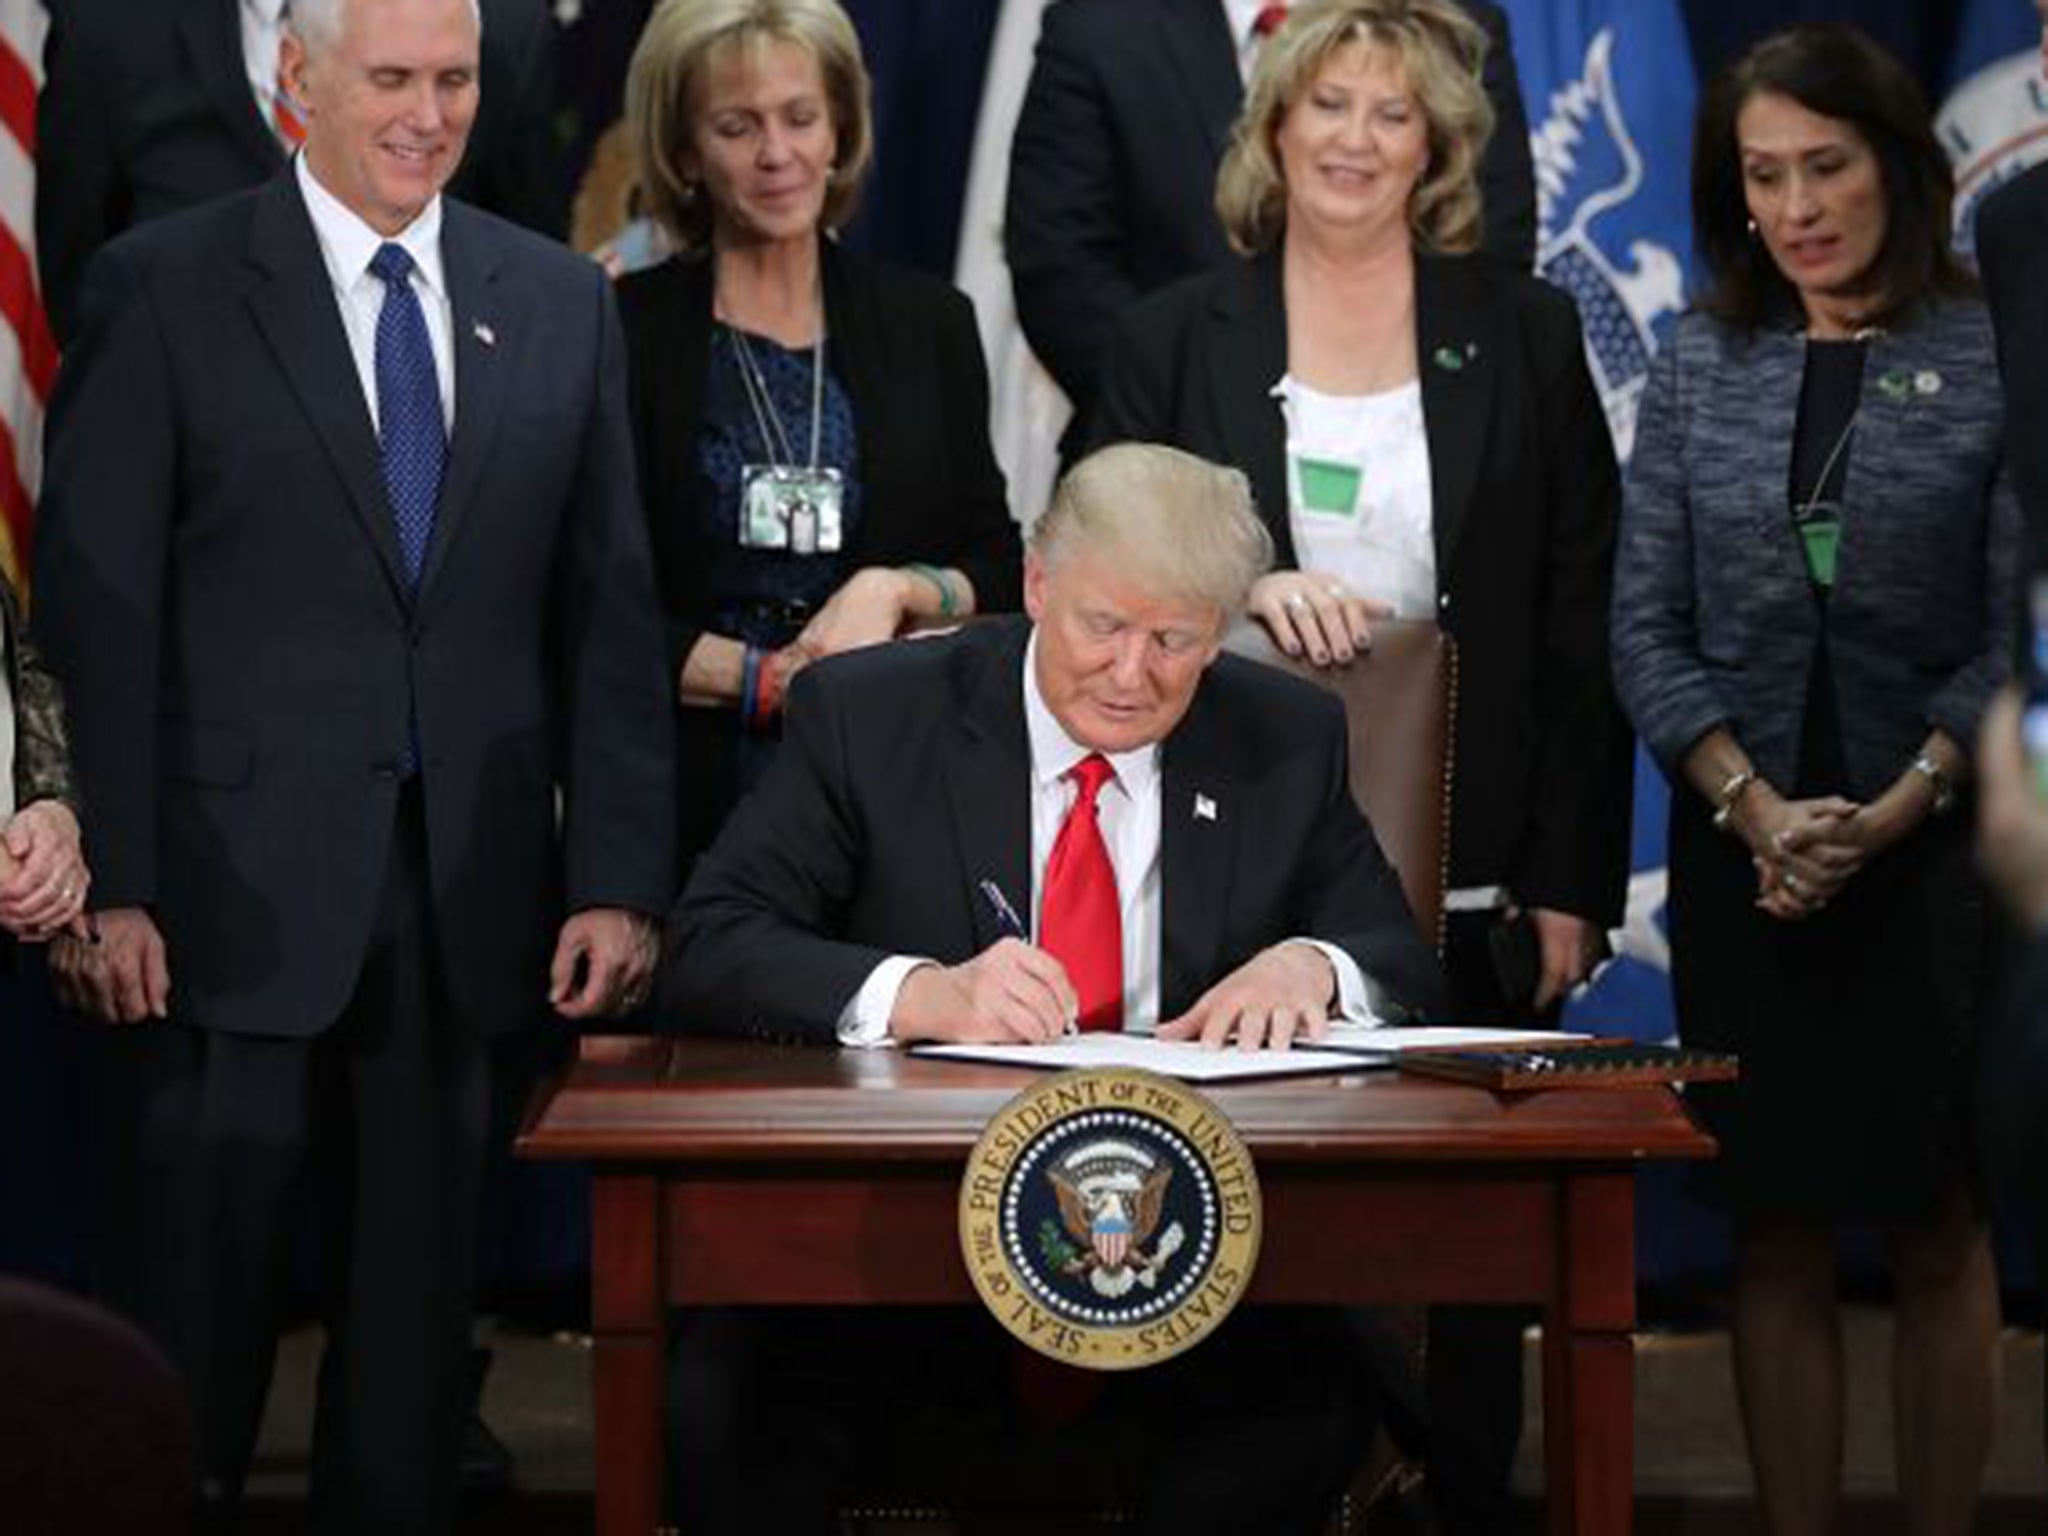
xmin=241 ymin=0 xmax=292 ymax=128
xmin=1222 ymin=0 xmax=1273 ymax=84
xmin=295 ymin=155 xmax=458 ymax=437
xmin=1276 ymin=375 xmax=1438 ymax=621
xmin=837 ymin=632 xmax=1382 ymax=1045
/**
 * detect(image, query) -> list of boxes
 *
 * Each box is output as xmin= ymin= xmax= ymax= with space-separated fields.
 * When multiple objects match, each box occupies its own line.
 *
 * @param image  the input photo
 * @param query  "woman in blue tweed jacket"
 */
xmin=1612 ymin=27 xmax=2016 ymax=1535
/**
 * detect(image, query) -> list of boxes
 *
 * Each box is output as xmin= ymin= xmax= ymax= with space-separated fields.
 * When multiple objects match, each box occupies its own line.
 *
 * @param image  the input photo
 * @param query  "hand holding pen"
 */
xmin=882 ymin=881 xmax=1080 ymax=1045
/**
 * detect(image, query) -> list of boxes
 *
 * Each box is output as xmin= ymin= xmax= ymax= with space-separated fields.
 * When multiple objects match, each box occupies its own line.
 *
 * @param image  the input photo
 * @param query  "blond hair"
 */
xmin=1215 ymin=0 xmax=1492 ymax=256
xmin=1033 ymin=444 xmax=1273 ymax=620
xmin=625 ymin=0 xmax=874 ymax=254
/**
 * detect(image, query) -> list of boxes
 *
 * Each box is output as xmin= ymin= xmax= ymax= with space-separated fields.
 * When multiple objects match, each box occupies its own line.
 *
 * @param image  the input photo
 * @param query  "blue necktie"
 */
xmin=369 ymin=242 xmax=446 ymax=594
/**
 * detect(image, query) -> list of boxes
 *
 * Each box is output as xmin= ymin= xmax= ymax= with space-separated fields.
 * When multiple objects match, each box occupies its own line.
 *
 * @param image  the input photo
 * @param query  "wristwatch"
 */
xmin=1909 ymin=753 xmax=1955 ymax=816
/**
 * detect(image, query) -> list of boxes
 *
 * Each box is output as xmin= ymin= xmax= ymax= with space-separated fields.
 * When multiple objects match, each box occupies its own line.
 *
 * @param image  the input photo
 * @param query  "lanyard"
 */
xmin=727 ymin=323 xmax=826 ymax=471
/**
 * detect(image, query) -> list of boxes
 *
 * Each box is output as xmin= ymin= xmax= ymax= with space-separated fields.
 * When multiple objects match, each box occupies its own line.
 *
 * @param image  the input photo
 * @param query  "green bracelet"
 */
xmin=904 ymin=562 xmax=957 ymax=618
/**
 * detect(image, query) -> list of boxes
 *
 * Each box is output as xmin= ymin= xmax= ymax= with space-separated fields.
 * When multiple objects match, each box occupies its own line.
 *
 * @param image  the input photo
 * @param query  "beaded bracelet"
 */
xmin=904 ymin=562 xmax=957 ymax=618
xmin=738 ymin=643 xmax=761 ymax=733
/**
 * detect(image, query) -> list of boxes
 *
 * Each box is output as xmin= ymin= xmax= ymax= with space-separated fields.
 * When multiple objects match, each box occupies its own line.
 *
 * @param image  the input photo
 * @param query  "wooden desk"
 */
xmin=518 ymin=1039 xmax=1714 ymax=1536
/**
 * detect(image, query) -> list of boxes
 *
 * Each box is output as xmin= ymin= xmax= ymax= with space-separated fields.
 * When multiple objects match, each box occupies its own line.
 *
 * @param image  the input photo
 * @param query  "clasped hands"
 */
xmin=889 ymin=936 xmax=1338 ymax=1050
xmin=0 ymin=799 xmax=91 ymax=943
xmin=1733 ymin=788 xmax=1887 ymax=920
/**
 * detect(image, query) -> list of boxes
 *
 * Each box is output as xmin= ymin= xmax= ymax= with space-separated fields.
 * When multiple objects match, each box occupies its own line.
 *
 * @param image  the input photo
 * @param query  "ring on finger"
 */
xmin=1284 ymin=593 xmax=1309 ymax=611
xmin=1782 ymin=870 xmax=1803 ymax=894
xmin=1323 ymin=583 xmax=1346 ymax=599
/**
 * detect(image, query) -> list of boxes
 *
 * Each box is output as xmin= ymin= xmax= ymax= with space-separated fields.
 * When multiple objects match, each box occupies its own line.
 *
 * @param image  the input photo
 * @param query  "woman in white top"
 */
xmin=1090 ymin=7 xmax=1630 ymax=1521
xmin=1093 ymin=0 xmax=1628 ymax=1017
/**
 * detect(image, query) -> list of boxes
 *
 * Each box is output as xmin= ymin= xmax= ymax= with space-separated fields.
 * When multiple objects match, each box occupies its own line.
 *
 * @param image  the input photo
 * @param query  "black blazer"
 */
xmin=1004 ymin=0 xmax=1537 ymax=429
xmin=36 ymin=0 xmax=564 ymax=343
xmin=663 ymin=616 xmax=1444 ymax=1038
xmin=1978 ymin=162 xmax=2048 ymax=593
xmin=1092 ymin=250 xmax=1629 ymax=923
xmin=615 ymin=241 xmax=1023 ymax=674
xmin=33 ymin=176 xmax=675 ymax=1037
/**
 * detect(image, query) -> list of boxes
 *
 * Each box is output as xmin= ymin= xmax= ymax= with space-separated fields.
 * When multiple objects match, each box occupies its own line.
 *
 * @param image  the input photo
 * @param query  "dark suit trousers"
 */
xmin=85 ymin=786 xmax=495 ymax=1536
xmin=669 ymin=1304 xmax=1374 ymax=1536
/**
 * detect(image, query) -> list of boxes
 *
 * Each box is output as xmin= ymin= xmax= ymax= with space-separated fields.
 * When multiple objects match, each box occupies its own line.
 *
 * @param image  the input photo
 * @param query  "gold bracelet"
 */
xmin=1711 ymin=767 xmax=1757 ymax=833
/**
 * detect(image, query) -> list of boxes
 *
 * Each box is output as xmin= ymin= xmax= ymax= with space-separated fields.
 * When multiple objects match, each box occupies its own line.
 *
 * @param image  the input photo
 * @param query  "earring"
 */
xmin=1745 ymin=216 xmax=1759 ymax=238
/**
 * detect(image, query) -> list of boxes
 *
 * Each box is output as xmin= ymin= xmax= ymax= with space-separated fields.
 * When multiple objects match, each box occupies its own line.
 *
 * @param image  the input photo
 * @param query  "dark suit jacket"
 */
xmin=664 ymin=617 xmax=1444 ymax=1040
xmin=1978 ymin=162 xmax=2048 ymax=593
xmin=36 ymin=0 xmax=564 ymax=344
xmin=1091 ymin=250 xmax=1629 ymax=924
xmin=32 ymin=174 xmax=675 ymax=1038
xmin=615 ymin=242 xmax=1023 ymax=675
xmin=1004 ymin=0 xmax=1537 ymax=431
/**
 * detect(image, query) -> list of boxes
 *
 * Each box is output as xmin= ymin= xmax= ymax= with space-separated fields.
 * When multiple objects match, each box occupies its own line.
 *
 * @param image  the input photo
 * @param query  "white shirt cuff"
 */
xmin=1291 ymin=938 xmax=1385 ymax=1026
xmin=834 ymin=954 xmax=936 ymax=1047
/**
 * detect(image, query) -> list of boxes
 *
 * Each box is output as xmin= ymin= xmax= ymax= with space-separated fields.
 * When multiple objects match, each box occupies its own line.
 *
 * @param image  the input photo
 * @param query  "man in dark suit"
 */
xmin=1005 ymin=0 xmax=1536 ymax=449
xmin=32 ymin=0 xmax=673 ymax=1528
xmin=663 ymin=442 xmax=1441 ymax=1535
xmin=36 ymin=0 xmax=564 ymax=344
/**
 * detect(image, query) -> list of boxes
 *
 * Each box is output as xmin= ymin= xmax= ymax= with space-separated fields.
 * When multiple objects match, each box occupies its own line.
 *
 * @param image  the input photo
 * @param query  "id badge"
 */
xmin=739 ymin=465 xmax=846 ymax=554
xmin=1292 ymin=452 xmax=1364 ymax=520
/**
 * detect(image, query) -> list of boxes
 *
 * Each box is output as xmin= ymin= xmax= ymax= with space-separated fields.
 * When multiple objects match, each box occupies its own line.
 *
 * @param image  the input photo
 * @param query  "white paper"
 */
xmin=910 ymin=1033 xmax=1377 ymax=1082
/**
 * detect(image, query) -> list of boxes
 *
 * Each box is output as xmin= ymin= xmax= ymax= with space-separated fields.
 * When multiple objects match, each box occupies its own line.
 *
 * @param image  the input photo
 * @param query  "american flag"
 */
xmin=0 ymin=0 xmax=51 ymax=592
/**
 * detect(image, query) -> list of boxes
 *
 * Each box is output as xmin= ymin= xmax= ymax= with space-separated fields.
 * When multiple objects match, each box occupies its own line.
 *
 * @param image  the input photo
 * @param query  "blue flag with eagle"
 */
xmin=1498 ymin=0 xmax=1696 ymax=1051
xmin=1934 ymin=0 xmax=2046 ymax=256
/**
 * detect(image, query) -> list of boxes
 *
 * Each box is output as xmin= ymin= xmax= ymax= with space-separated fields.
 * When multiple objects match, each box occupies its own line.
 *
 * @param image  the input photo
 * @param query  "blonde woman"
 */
xmin=618 ymin=0 xmax=1021 ymax=873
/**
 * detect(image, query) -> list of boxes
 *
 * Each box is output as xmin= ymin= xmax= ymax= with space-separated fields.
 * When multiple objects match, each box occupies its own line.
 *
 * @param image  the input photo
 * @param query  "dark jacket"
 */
xmin=34 ymin=176 xmax=674 ymax=1036
xmin=665 ymin=616 xmax=1444 ymax=1038
xmin=615 ymin=240 xmax=1022 ymax=677
xmin=1613 ymin=303 xmax=2018 ymax=796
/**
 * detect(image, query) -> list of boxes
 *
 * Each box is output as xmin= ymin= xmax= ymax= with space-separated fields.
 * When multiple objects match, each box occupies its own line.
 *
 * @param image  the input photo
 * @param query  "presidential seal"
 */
xmin=958 ymin=1068 xmax=1260 ymax=1370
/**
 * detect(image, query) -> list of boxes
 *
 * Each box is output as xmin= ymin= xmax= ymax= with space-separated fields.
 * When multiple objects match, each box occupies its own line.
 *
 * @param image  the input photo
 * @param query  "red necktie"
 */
xmin=1039 ymin=754 xmax=1123 ymax=1032
xmin=1253 ymin=3 xmax=1289 ymax=38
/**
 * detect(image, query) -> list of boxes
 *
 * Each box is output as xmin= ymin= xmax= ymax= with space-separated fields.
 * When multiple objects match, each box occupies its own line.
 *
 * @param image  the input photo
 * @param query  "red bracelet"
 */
xmin=754 ymin=649 xmax=785 ymax=724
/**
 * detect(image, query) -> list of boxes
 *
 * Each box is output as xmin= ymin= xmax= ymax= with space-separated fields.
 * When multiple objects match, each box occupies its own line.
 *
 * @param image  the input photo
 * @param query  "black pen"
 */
xmin=977 ymin=878 xmax=1077 ymax=1035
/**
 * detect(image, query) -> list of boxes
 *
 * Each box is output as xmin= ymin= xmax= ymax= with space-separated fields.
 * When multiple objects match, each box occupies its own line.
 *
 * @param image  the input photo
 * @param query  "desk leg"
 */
xmin=1542 ymin=1172 xmax=1635 ymax=1536
xmin=591 ymin=1172 xmax=665 ymax=1536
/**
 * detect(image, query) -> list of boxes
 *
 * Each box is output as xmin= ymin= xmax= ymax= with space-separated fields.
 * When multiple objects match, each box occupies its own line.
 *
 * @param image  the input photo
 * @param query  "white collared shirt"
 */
xmin=241 ymin=0 xmax=291 ymax=129
xmin=1222 ymin=0 xmax=1274 ymax=83
xmin=294 ymin=154 xmax=457 ymax=436
xmin=836 ymin=632 xmax=1381 ymax=1045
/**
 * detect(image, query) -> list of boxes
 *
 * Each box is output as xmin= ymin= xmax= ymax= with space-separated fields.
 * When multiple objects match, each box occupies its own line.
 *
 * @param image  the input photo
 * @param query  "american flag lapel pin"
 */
xmin=1194 ymin=793 xmax=1218 ymax=822
xmin=472 ymin=319 xmax=496 ymax=348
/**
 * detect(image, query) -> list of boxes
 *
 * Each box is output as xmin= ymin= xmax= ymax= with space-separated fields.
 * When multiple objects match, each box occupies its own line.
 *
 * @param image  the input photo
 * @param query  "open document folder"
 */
xmin=912 ymin=1025 xmax=1591 ymax=1084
